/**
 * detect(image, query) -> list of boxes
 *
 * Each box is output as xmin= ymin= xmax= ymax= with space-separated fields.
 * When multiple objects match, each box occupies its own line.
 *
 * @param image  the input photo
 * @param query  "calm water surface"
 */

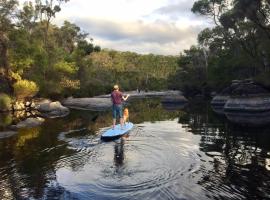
xmin=0 ymin=99 xmax=270 ymax=200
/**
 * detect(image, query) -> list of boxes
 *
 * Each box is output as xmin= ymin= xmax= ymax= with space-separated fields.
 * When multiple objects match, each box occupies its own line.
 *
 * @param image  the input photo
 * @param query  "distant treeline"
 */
xmin=168 ymin=0 xmax=270 ymax=96
xmin=0 ymin=0 xmax=178 ymax=108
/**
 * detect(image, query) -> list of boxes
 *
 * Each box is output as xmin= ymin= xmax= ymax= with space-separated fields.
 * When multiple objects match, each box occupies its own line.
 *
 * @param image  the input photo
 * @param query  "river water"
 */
xmin=0 ymin=99 xmax=269 ymax=200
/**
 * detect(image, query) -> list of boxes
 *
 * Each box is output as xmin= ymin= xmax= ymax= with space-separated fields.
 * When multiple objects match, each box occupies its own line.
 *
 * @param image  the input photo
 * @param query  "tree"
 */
xmin=0 ymin=0 xmax=18 ymax=93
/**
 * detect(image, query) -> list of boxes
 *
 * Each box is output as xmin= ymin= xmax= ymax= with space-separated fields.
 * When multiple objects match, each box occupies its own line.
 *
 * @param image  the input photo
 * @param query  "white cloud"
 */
xmin=19 ymin=0 xmax=211 ymax=55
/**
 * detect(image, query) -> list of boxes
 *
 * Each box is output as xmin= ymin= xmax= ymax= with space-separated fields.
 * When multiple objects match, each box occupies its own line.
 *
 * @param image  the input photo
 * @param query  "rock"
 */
xmin=25 ymin=101 xmax=31 ymax=107
xmin=62 ymin=97 xmax=112 ymax=111
xmin=12 ymin=117 xmax=45 ymax=129
xmin=224 ymin=82 xmax=270 ymax=113
xmin=224 ymin=96 xmax=270 ymax=112
xmin=30 ymin=102 xmax=36 ymax=109
xmin=223 ymin=81 xmax=270 ymax=126
xmin=37 ymin=101 xmax=70 ymax=118
xmin=231 ymin=82 xmax=269 ymax=97
xmin=211 ymin=81 xmax=242 ymax=115
xmin=0 ymin=131 xmax=17 ymax=139
xmin=63 ymin=91 xmax=185 ymax=111
xmin=96 ymin=90 xmax=183 ymax=99
xmin=211 ymin=95 xmax=230 ymax=115
xmin=161 ymin=95 xmax=188 ymax=104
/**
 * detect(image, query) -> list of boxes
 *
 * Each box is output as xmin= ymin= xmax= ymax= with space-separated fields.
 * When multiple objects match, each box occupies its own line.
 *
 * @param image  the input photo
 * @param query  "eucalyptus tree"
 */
xmin=0 ymin=0 xmax=18 ymax=93
xmin=34 ymin=0 xmax=69 ymax=45
xmin=192 ymin=0 xmax=270 ymax=86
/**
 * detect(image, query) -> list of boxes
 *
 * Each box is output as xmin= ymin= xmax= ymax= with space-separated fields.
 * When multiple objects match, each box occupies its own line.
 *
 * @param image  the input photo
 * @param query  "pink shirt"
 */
xmin=111 ymin=91 xmax=123 ymax=105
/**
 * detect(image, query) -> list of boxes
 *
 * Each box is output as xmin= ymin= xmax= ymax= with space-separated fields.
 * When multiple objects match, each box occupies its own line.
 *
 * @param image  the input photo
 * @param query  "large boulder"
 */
xmin=37 ymin=100 xmax=70 ymax=118
xmin=62 ymin=97 xmax=112 ymax=111
xmin=96 ymin=90 xmax=183 ymax=99
xmin=63 ymin=91 xmax=185 ymax=111
xmin=211 ymin=80 xmax=241 ymax=114
xmin=223 ymin=81 xmax=270 ymax=126
xmin=224 ymin=81 xmax=270 ymax=112
xmin=11 ymin=117 xmax=45 ymax=129
xmin=224 ymin=96 xmax=270 ymax=112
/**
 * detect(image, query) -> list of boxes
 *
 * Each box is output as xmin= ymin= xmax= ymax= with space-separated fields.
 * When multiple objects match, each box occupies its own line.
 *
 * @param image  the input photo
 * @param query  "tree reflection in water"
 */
xmin=0 ymin=99 xmax=269 ymax=199
xmin=179 ymin=100 xmax=270 ymax=199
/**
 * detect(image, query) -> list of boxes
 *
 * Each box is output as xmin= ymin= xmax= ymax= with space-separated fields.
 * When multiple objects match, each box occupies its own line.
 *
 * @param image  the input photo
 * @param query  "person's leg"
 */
xmin=112 ymin=105 xmax=117 ymax=129
xmin=120 ymin=117 xmax=124 ymax=128
xmin=118 ymin=105 xmax=124 ymax=129
xmin=113 ymin=118 xmax=116 ymax=129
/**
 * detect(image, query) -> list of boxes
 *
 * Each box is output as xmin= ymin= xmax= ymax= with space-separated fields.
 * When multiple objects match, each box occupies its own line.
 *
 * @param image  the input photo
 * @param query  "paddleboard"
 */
xmin=101 ymin=122 xmax=134 ymax=140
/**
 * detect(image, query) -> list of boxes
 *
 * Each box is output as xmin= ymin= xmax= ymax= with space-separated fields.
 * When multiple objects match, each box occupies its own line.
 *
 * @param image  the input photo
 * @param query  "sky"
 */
xmin=22 ymin=0 xmax=213 ymax=55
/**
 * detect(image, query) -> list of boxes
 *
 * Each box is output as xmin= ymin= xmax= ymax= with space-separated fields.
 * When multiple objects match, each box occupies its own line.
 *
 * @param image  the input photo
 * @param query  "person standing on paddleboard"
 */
xmin=111 ymin=85 xmax=130 ymax=129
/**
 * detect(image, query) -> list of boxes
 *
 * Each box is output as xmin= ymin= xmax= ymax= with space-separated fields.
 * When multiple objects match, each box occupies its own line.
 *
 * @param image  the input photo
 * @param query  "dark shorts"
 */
xmin=112 ymin=104 xmax=123 ymax=119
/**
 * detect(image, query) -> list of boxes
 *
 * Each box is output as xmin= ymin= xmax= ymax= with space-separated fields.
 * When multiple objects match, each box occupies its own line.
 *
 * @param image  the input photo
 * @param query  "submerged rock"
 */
xmin=161 ymin=95 xmax=188 ymax=110
xmin=0 ymin=131 xmax=17 ymax=139
xmin=225 ymin=110 xmax=270 ymax=126
xmin=37 ymin=100 xmax=70 ymax=118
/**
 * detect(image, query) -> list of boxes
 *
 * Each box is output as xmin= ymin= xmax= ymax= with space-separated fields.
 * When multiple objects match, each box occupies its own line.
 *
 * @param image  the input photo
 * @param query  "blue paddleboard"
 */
xmin=101 ymin=122 xmax=134 ymax=140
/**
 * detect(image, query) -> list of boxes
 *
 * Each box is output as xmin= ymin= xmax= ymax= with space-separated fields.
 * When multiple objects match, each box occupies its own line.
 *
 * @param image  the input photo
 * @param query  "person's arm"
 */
xmin=111 ymin=93 xmax=114 ymax=103
xmin=122 ymin=94 xmax=130 ymax=101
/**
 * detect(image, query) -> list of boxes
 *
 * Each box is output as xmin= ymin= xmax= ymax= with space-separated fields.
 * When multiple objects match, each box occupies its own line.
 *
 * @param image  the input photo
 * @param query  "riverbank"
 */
xmin=0 ymin=90 xmax=187 ymax=138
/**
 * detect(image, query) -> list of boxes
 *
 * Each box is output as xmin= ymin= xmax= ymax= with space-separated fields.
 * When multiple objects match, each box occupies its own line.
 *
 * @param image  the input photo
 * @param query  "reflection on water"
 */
xmin=114 ymin=138 xmax=125 ymax=169
xmin=0 ymin=99 xmax=269 ymax=199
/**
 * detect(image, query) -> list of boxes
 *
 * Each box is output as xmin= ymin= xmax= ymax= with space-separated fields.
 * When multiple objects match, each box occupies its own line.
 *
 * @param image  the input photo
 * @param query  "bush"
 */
xmin=13 ymin=79 xmax=39 ymax=100
xmin=0 ymin=93 xmax=12 ymax=111
xmin=0 ymin=113 xmax=12 ymax=128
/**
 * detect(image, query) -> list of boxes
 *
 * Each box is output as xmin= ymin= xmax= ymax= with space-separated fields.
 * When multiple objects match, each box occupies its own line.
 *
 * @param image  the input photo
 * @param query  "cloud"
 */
xmin=51 ymin=0 xmax=212 ymax=55
xmin=94 ymin=37 xmax=193 ymax=55
xmin=155 ymin=0 xmax=195 ymax=16
xmin=74 ymin=17 xmax=202 ymax=44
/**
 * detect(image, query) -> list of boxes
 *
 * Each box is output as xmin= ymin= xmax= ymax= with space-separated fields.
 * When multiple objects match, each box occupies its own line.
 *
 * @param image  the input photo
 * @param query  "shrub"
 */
xmin=0 ymin=113 xmax=12 ymax=127
xmin=0 ymin=93 xmax=12 ymax=111
xmin=13 ymin=79 xmax=39 ymax=100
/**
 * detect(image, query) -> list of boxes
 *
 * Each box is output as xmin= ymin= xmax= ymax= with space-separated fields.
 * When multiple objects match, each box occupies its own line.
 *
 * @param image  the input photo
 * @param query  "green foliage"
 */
xmin=254 ymin=72 xmax=270 ymax=89
xmin=54 ymin=61 xmax=77 ymax=75
xmin=83 ymin=50 xmax=178 ymax=95
xmin=13 ymin=79 xmax=39 ymax=100
xmin=1 ymin=0 xmax=179 ymax=100
xmin=0 ymin=113 xmax=12 ymax=128
xmin=173 ymin=0 xmax=270 ymax=95
xmin=0 ymin=93 xmax=12 ymax=111
xmin=168 ymin=46 xmax=208 ymax=96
